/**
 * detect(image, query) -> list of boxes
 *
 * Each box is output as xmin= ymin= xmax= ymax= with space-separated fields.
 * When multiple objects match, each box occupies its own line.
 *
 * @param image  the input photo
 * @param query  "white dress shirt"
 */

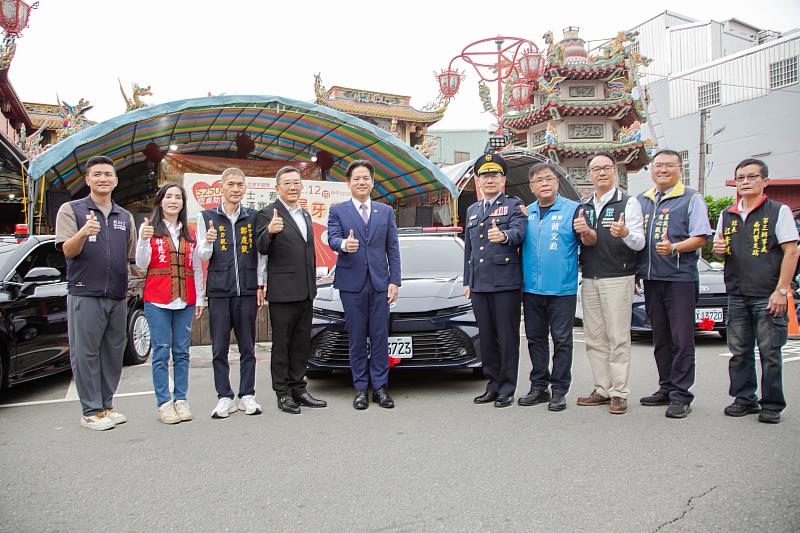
xmin=278 ymin=198 xmax=307 ymax=242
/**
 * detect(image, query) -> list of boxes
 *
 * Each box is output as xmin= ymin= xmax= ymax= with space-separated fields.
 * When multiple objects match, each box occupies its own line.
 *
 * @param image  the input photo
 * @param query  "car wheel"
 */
xmin=306 ymin=369 xmax=333 ymax=379
xmin=124 ymin=307 xmax=151 ymax=365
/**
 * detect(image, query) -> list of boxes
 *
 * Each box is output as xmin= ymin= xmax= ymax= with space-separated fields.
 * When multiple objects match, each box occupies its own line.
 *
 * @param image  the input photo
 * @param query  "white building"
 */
xmin=626 ymin=11 xmax=800 ymax=207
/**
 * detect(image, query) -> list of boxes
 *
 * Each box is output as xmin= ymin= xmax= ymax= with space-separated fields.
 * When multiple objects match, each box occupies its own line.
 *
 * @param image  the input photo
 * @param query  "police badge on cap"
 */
xmin=474 ymin=152 xmax=509 ymax=176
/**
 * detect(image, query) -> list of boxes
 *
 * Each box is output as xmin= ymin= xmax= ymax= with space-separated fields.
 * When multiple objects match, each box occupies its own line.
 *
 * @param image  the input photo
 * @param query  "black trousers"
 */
xmin=472 ymin=290 xmax=521 ymax=397
xmin=643 ymin=280 xmax=697 ymax=403
xmin=523 ymin=292 xmax=576 ymax=395
xmin=268 ymin=298 xmax=312 ymax=397
xmin=208 ymin=295 xmax=257 ymax=399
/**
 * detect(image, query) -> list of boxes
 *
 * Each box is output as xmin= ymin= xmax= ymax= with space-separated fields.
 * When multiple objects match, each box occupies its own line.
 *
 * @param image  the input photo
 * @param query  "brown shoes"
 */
xmin=576 ymin=391 xmax=610 ymax=406
xmin=609 ymin=397 xmax=628 ymax=415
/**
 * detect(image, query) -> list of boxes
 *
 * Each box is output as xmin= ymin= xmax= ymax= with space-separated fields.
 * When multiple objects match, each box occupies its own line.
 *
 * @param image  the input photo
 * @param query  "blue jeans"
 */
xmin=726 ymin=295 xmax=787 ymax=412
xmin=144 ymin=303 xmax=194 ymax=407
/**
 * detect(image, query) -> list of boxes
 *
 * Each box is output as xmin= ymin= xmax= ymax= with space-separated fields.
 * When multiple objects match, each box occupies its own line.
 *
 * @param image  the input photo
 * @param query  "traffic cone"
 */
xmin=788 ymin=290 xmax=800 ymax=340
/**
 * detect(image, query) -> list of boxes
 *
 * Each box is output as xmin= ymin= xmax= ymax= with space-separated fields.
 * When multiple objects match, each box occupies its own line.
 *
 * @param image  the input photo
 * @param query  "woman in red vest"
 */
xmin=136 ymin=184 xmax=202 ymax=424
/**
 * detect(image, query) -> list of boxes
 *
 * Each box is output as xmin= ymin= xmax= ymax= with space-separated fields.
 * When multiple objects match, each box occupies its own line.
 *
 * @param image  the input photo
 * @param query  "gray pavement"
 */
xmin=1 ymin=331 xmax=799 ymax=532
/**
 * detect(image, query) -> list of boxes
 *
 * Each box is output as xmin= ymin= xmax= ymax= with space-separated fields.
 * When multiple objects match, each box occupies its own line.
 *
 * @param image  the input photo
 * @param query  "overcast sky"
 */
xmin=10 ymin=0 xmax=800 ymax=131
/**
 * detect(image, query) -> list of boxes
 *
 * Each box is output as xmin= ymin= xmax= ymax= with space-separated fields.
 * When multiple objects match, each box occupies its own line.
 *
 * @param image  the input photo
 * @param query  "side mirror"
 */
xmin=23 ymin=267 xmax=63 ymax=285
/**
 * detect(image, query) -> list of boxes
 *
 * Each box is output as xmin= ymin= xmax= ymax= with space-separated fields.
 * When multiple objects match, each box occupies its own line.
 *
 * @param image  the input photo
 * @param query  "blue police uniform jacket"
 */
xmin=521 ymin=195 xmax=581 ymax=296
xmin=463 ymin=193 xmax=527 ymax=292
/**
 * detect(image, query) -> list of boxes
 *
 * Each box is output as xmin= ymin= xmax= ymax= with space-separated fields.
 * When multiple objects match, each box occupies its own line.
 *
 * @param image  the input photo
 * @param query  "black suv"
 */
xmin=0 ymin=235 xmax=149 ymax=390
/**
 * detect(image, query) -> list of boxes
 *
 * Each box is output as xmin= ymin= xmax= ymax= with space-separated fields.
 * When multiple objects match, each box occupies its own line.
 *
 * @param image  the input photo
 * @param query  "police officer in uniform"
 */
xmin=463 ymin=152 xmax=527 ymax=407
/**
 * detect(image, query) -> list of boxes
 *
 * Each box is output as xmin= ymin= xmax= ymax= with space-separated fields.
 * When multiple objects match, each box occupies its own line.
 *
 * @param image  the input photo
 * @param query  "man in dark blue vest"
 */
xmin=195 ymin=167 xmax=266 ymax=419
xmin=56 ymin=156 xmax=137 ymax=431
xmin=713 ymin=158 xmax=799 ymax=424
xmin=637 ymin=150 xmax=712 ymax=419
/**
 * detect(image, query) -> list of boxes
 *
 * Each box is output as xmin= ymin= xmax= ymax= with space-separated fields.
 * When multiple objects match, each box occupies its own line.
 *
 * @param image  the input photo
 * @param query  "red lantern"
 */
xmin=518 ymin=49 xmax=544 ymax=83
xmin=436 ymin=69 xmax=464 ymax=99
xmin=0 ymin=0 xmax=37 ymax=37
xmin=509 ymin=82 xmax=532 ymax=110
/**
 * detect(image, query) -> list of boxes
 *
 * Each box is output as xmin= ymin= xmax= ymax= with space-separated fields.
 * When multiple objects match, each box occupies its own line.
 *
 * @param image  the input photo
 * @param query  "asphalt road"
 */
xmin=1 ymin=330 xmax=799 ymax=532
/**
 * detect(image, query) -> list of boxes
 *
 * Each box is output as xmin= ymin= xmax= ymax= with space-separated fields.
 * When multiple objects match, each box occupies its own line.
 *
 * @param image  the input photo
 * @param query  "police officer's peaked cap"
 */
xmin=474 ymin=152 xmax=508 ymax=176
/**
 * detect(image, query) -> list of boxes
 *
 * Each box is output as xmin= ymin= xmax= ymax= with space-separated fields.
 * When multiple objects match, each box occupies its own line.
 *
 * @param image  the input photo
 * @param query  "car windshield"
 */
xmin=698 ymin=258 xmax=716 ymax=272
xmin=0 ymin=242 xmax=19 ymax=272
xmin=399 ymin=237 xmax=463 ymax=278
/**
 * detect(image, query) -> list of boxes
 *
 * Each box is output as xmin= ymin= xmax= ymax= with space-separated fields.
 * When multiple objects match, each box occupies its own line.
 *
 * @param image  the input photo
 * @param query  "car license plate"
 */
xmin=695 ymin=307 xmax=723 ymax=322
xmin=388 ymin=336 xmax=413 ymax=358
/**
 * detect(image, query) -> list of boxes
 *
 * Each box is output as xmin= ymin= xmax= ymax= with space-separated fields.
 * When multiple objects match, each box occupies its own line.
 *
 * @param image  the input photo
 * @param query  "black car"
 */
xmin=309 ymin=228 xmax=480 ymax=375
xmin=0 ymin=235 xmax=150 ymax=390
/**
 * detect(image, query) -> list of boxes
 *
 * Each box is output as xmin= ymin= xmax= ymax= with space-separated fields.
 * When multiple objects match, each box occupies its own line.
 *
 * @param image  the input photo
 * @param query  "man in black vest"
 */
xmin=56 ymin=156 xmax=137 ymax=431
xmin=713 ymin=158 xmax=799 ymax=424
xmin=255 ymin=166 xmax=327 ymax=414
xmin=576 ymin=153 xmax=645 ymax=415
xmin=196 ymin=167 xmax=266 ymax=419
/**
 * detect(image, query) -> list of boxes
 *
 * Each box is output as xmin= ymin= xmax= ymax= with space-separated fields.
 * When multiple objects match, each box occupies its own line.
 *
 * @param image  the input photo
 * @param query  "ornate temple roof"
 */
xmin=540 ymin=140 xmax=651 ymax=172
xmin=506 ymin=95 xmax=644 ymax=130
xmin=314 ymin=76 xmax=445 ymax=125
xmin=23 ymin=102 xmax=62 ymax=129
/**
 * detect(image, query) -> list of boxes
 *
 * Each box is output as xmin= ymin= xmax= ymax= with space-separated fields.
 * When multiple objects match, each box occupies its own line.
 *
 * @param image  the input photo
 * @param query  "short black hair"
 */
xmin=275 ymin=166 xmax=301 ymax=184
xmin=86 ymin=156 xmax=115 ymax=172
xmin=735 ymin=158 xmax=769 ymax=178
xmin=586 ymin=152 xmax=616 ymax=168
xmin=653 ymin=149 xmax=682 ymax=165
xmin=346 ymin=159 xmax=374 ymax=181
xmin=529 ymin=162 xmax=560 ymax=180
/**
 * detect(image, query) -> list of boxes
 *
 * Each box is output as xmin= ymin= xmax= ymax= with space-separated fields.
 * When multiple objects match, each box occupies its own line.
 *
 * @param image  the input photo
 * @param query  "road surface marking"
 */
xmin=64 ymin=379 xmax=79 ymax=401
xmin=0 ymin=390 xmax=155 ymax=409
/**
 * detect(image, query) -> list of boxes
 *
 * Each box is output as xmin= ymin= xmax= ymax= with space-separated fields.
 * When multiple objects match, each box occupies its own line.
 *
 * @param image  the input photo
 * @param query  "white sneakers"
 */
xmin=104 ymin=407 xmax=127 ymax=425
xmin=211 ymin=397 xmax=239 ymax=419
xmin=157 ymin=402 xmax=181 ymax=424
xmin=173 ymin=400 xmax=193 ymax=421
xmin=239 ymin=395 xmax=263 ymax=416
xmin=80 ymin=412 xmax=115 ymax=431
xmin=211 ymin=396 xmax=262 ymax=418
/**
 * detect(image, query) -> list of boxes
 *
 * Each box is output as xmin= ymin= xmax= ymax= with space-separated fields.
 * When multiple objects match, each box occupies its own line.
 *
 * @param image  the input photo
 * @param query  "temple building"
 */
xmin=504 ymin=27 xmax=652 ymax=197
xmin=314 ymin=74 xmax=446 ymax=157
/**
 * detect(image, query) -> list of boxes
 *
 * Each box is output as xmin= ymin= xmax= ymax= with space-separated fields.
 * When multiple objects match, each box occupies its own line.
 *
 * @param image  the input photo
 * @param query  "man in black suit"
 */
xmin=255 ymin=166 xmax=327 ymax=414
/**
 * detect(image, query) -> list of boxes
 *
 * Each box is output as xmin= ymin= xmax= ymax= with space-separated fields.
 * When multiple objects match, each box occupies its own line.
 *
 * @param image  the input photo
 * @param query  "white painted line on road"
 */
xmin=64 ymin=378 xmax=79 ymax=401
xmin=574 ymin=339 xmax=586 ymax=343
xmin=0 ymin=390 xmax=155 ymax=409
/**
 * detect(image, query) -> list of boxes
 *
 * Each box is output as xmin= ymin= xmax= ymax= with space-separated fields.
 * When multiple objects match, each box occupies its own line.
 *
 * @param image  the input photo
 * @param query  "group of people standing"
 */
xmin=55 ymin=148 xmax=797 ymax=431
xmin=464 ymin=150 xmax=798 ymax=423
xmin=55 ymin=157 xmax=400 ymax=430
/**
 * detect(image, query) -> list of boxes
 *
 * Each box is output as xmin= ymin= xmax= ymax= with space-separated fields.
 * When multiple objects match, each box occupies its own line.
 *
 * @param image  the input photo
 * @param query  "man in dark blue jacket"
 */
xmin=463 ymin=153 xmax=527 ymax=407
xmin=327 ymin=160 xmax=401 ymax=410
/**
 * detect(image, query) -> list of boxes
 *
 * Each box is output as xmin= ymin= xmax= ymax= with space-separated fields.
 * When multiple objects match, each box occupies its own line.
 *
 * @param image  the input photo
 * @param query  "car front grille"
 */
xmin=311 ymin=328 xmax=476 ymax=364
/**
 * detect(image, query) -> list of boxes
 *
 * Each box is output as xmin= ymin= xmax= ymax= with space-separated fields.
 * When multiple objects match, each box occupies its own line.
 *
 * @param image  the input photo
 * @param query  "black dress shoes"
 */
xmin=277 ymin=395 xmax=301 ymax=415
xmin=474 ymin=391 xmax=499 ymax=404
xmin=518 ymin=388 xmax=551 ymax=406
xmin=548 ymin=393 xmax=567 ymax=412
xmin=372 ymin=387 xmax=395 ymax=409
xmin=494 ymin=394 xmax=514 ymax=408
xmin=353 ymin=390 xmax=369 ymax=410
xmin=293 ymin=391 xmax=327 ymax=408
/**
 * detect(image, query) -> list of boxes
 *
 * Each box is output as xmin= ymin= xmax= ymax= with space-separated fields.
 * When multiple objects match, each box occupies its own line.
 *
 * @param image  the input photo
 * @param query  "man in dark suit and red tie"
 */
xmin=255 ymin=166 xmax=327 ymax=414
xmin=327 ymin=160 xmax=401 ymax=410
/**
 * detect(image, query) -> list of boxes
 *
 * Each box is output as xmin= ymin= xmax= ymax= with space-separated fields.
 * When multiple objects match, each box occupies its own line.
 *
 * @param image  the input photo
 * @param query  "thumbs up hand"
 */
xmin=712 ymin=236 xmax=726 ymax=256
xmin=205 ymin=220 xmax=218 ymax=243
xmin=82 ymin=210 xmax=101 ymax=238
xmin=610 ymin=212 xmax=628 ymax=238
xmin=268 ymin=209 xmax=284 ymax=235
xmin=573 ymin=208 xmax=589 ymax=235
xmin=344 ymin=228 xmax=359 ymax=253
xmin=140 ymin=217 xmax=154 ymax=240
xmin=655 ymin=230 xmax=673 ymax=255
xmin=487 ymin=218 xmax=506 ymax=243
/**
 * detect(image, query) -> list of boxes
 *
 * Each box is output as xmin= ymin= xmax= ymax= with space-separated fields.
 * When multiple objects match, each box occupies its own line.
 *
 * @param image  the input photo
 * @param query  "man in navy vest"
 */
xmin=637 ymin=150 xmax=712 ymax=419
xmin=518 ymin=162 xmax=594 ymax=411
xmin=56 ymin=156 xmax=137 ymax=431
xmin=713 ymin=158 xmax=799 ymax=424
xmin=327 ymin=160 xmax=401 ymax=410
xmin=576 ymin=152 xmax=645 ymax=415
xmin=195 ymin=167 xmax=266 ymax=419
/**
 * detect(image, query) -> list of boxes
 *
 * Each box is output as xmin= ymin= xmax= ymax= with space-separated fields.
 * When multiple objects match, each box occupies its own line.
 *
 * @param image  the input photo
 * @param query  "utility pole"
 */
xmin=698 ymin=108 xmax=708 ymax=196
